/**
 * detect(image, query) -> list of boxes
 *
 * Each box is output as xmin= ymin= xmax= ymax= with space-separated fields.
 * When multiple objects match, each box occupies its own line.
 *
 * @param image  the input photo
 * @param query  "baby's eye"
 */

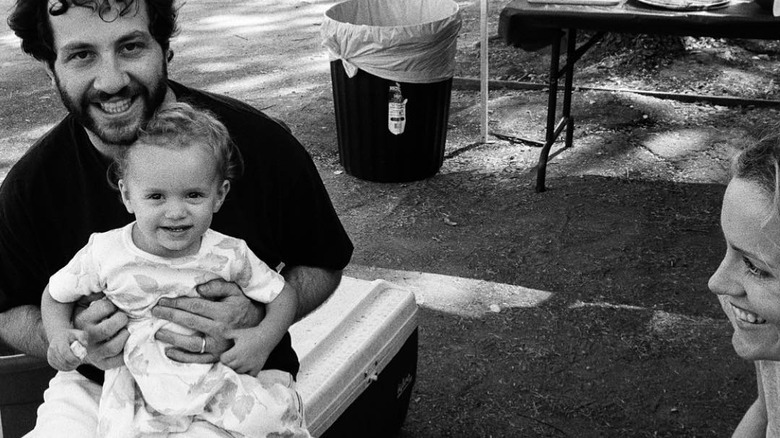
xmin=743 ymin=256 xmax=768 ymax=278
xmin=146 ymin=194 xmax=162 ymax=200
xmin=187 ymin=192 xmax=204 ymax=199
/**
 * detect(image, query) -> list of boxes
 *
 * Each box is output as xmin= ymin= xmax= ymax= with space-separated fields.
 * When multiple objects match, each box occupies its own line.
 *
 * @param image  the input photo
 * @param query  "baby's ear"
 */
xmin=214 ymin=180 xmax=231 ymax=213
xmin=117 ymin=180 xmax=134 ymax=214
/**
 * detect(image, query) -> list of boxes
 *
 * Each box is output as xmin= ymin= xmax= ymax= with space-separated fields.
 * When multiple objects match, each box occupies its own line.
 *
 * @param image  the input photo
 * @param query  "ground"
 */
xmin=2 ymin=0 xmax=780 ymax=436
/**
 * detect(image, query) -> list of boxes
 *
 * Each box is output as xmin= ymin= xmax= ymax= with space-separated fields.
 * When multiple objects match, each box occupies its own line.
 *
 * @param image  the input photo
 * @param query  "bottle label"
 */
xmin=388 ymin=101 xmax=407 ymax=135
xmin=388 ymin=82 xmax=406 ymax=136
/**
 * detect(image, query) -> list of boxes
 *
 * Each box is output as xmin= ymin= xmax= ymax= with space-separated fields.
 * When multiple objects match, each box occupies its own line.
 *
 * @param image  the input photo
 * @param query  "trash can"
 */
xmin=321 ymin=0 xmax=462 ymax=183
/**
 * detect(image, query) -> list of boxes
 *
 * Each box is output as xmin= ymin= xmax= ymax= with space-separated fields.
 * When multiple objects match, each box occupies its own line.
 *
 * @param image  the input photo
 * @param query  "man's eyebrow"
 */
xmin=59 ymin=31 xmax=151 ymax=53
xmin=59 ymin=41 xmax=93 ymax=53
xmin=117 ymin=30 xmax=152 ymax=43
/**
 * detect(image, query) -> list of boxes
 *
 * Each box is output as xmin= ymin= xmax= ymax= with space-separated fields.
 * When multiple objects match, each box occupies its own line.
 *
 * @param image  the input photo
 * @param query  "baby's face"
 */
xmin=709 ymin=177 xmax=780 ymax=361
xmin=118 ymin=142 xmax=229 ymax=258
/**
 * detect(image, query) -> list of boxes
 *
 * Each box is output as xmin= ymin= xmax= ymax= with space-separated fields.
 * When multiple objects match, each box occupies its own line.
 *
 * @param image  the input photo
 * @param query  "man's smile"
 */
xmin=97 ymin=97 xmax=134 ymax=115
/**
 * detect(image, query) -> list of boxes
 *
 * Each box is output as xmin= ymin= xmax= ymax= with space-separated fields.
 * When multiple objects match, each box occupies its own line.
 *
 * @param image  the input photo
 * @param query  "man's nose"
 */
xmin=93 ymin=55 xmax=130 ymax=95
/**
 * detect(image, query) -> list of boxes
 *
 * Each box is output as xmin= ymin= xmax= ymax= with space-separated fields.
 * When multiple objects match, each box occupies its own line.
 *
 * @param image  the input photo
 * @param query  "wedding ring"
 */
xmin=199 ymin=336 xmax=206 ymax=354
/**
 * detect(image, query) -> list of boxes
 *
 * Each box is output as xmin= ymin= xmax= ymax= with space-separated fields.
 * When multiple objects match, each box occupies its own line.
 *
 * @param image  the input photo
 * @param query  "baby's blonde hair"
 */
xmin=114 ymin=102 xmax=242 ymax=184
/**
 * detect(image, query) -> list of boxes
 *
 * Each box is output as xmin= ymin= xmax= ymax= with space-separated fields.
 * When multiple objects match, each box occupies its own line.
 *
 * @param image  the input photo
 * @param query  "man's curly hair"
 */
xmin=7 ymin=0 xmax=179 ymax=70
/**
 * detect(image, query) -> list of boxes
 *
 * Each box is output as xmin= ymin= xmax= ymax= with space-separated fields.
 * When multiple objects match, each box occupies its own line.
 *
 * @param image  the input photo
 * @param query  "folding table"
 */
xmin=498 ymin=0 xmax=780 ymax=192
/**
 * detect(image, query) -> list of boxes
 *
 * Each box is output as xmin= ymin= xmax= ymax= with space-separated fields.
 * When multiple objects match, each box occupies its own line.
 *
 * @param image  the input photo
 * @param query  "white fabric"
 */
xmin=759 ymin=360 xmax=780 ymax=437
xmin=42 ymin=224 xmax=308 ymax=437
xmin=25 ymin=371 xmax=306 ymax=438
xmin=321 ymin=0 xmax=461 ymax=83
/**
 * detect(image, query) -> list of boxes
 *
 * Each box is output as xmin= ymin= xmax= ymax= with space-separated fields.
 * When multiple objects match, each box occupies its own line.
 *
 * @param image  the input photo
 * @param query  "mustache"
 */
xmin=87 ymin=82 xmax=144 ymax=102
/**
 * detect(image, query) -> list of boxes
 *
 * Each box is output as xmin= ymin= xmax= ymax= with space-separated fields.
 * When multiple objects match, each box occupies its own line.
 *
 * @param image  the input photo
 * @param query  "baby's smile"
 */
xmin=731 ymin=303 xmax=767 ymax=325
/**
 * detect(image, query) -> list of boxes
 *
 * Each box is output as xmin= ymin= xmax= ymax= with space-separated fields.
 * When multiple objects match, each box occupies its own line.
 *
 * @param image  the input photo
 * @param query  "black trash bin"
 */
xmin=322 ymin=0 xmax=461 ymax=183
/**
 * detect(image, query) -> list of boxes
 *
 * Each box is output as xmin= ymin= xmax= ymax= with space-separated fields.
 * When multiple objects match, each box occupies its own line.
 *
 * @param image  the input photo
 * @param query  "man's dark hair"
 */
xmin=7 ymin=0 xmax=179 ymax=70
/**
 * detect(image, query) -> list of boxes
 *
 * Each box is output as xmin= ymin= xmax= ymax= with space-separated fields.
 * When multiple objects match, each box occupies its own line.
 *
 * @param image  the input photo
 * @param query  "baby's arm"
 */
xmin=41 ymin=285 xmax=88 ymax=371
xmin=731 ymin=363 xmax=767 ymax=437
xmin=221 ymin=282 xmax=297 ymax=376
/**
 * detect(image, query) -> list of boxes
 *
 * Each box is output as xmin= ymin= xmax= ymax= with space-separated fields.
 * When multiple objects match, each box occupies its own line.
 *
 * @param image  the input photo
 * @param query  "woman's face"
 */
xmin=709 ymin=177 xmax=780 ymax=361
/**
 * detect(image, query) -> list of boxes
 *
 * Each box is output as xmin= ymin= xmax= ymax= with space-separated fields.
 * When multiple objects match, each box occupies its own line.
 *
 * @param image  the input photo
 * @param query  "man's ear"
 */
xmin=213 ymin=180 xmax=231 ymax=213
xmin=118 ymin=180 xmax=134 ymax=214
xmin=42 ymin=62 xmax=56 ymax=88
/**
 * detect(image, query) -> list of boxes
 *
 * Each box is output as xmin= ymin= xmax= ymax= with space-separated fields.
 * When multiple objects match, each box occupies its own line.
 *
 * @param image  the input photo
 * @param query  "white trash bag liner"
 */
xmin=321 ymin=0 xmax=462 ymax=84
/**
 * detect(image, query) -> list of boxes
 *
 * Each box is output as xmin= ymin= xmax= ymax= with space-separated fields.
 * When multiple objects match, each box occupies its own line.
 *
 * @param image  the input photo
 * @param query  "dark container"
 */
xmin=330 ymin=61 xmax=452 ymax=183
xmin=0 ymin=355 xmax=57 ymax=438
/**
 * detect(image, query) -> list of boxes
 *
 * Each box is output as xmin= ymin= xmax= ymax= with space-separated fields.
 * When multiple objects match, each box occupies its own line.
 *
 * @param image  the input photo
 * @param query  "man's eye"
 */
xmin=67 ymin=51 xmax=93 ymax=62
xmin=122 ymin=42 xmax=145 ymax=54
xmin=743 ymin=257 xmax=767 ymax=277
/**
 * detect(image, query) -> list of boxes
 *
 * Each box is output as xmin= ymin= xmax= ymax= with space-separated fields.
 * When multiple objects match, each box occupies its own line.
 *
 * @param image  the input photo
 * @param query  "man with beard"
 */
xmin=2 ymin=0 xmax=353 ymax=435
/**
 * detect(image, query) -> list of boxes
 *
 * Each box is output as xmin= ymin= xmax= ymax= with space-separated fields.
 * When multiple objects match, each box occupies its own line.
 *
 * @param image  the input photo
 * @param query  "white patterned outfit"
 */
xmin=48 ymin=223 xmax=310 ymax=438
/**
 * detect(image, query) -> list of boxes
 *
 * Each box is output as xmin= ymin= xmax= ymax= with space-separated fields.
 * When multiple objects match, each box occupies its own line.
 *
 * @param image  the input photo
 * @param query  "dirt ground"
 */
xmin=3 ymin=0 xmax=780 ymax=436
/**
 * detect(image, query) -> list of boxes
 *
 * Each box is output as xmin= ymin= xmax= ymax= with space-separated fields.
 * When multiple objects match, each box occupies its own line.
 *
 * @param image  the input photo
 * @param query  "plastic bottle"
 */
xmin=388 ymin=82 xmax=407 ymax=135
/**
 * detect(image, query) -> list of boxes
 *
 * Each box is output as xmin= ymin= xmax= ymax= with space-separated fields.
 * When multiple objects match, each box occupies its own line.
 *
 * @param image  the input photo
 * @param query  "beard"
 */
xmin=54 ymin=65 xmax=168 ymax=146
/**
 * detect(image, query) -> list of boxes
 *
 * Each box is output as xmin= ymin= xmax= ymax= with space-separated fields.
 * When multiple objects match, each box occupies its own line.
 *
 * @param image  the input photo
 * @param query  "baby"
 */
xmin=709 ymin=131 xmax=780 ymax=436
xmin=41 ymin=102 xmax=310 ymax=437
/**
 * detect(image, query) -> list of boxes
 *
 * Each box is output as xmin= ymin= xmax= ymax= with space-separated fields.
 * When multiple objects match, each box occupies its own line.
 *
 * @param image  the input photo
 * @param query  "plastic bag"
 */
xmin=321 ymin=0 xmax=462 ymax=84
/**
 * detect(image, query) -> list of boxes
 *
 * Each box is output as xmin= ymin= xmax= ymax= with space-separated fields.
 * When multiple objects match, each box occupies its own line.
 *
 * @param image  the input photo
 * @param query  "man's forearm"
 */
xmin=0 ymin=305 xmax=48 ymax=358
xmin=282 ymin=266 xmax=342 ymax=321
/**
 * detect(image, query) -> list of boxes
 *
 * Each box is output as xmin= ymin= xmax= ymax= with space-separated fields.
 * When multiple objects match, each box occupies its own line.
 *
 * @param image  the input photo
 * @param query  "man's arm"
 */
xmin=282 ymin=266 xmax=343 ymax=321
xmin=0 ymin=305 xmax=48 ymax=358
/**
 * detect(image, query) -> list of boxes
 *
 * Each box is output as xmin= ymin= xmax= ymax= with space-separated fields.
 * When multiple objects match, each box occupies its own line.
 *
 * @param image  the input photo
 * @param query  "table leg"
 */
xmin=563 ymin=29 xmax=576 ymax=150
xmin=535 ymin=29 xmax=589 ymax=192
xmin=535 ymin=32 xmax=562 ymax=193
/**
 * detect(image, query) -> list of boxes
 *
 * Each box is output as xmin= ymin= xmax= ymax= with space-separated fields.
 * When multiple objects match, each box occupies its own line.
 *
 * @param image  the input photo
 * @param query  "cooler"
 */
xmin=291 ymin=277 xmax=419 ymax=437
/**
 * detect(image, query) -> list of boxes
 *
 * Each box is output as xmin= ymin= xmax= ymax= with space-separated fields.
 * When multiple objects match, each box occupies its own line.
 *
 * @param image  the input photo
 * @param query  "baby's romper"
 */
xmin=48 ymin=224 xmax=310 ymax=438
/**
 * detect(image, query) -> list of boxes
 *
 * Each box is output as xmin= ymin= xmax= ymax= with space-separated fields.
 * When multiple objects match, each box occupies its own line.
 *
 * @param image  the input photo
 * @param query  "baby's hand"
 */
xmin=47 ymin=329 xmax=88 ymax=371
xmin=220 ymin=328 xmax=274 ymax=377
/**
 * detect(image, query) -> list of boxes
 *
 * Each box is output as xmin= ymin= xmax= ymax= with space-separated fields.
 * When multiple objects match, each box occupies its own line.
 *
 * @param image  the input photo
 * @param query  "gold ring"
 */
xmin=199 ymin=337 xmax=206 ymax=354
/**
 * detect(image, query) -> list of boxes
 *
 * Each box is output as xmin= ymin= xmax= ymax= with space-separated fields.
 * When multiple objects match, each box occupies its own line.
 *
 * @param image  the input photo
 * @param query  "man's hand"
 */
xmin=151 ymin=278 xmax=264 ymax=364
xmin=73 ymin=297 xmax=129 ymax=370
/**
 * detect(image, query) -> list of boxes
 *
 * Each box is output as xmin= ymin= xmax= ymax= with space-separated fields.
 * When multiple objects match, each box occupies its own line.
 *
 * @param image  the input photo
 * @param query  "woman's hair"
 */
xmin=113 ymin=102 xmax=242 ymax=185
xmin=8 ymin=0 xmax=178 ymax=70
xmin=731 ymin=129 xmax=780 ymax=217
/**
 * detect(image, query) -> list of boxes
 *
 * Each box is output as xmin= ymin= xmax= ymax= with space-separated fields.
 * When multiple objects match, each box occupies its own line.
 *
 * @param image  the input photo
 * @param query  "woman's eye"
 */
xmin=743 ymin=257 xmax=767 ymax=277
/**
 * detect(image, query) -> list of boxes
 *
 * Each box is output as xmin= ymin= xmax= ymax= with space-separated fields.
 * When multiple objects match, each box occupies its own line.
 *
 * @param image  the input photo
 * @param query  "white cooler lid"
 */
xmin=290 ymin=277 xmax=419 ymax=436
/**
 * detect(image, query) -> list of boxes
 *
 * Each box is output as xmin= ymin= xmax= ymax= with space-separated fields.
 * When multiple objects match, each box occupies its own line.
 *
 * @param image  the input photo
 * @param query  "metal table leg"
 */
xmin=535 ymin=30 xmax=604 ymax=192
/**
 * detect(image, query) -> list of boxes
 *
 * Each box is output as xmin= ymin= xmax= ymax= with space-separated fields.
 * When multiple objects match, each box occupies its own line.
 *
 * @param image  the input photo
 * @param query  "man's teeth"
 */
xmin=99 ymin=98 xmax=132 ymax=114
xmin=732 ymin=304 xmax=767 ymax=324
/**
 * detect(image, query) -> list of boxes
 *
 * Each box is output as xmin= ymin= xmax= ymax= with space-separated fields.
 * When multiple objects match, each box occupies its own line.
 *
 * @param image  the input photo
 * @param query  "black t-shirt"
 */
xmin=0 ymin=80 xmax=353 ymax=381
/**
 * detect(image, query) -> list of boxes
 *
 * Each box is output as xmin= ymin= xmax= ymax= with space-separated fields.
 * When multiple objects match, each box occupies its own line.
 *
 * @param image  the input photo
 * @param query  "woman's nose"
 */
xmin=708 ymin=257 xmax=743 ymax=297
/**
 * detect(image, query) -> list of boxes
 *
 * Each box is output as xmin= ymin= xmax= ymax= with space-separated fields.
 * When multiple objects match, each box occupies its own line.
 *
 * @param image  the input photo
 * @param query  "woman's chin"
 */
xmin=732 ymin=330 xmax=780 ymax=361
